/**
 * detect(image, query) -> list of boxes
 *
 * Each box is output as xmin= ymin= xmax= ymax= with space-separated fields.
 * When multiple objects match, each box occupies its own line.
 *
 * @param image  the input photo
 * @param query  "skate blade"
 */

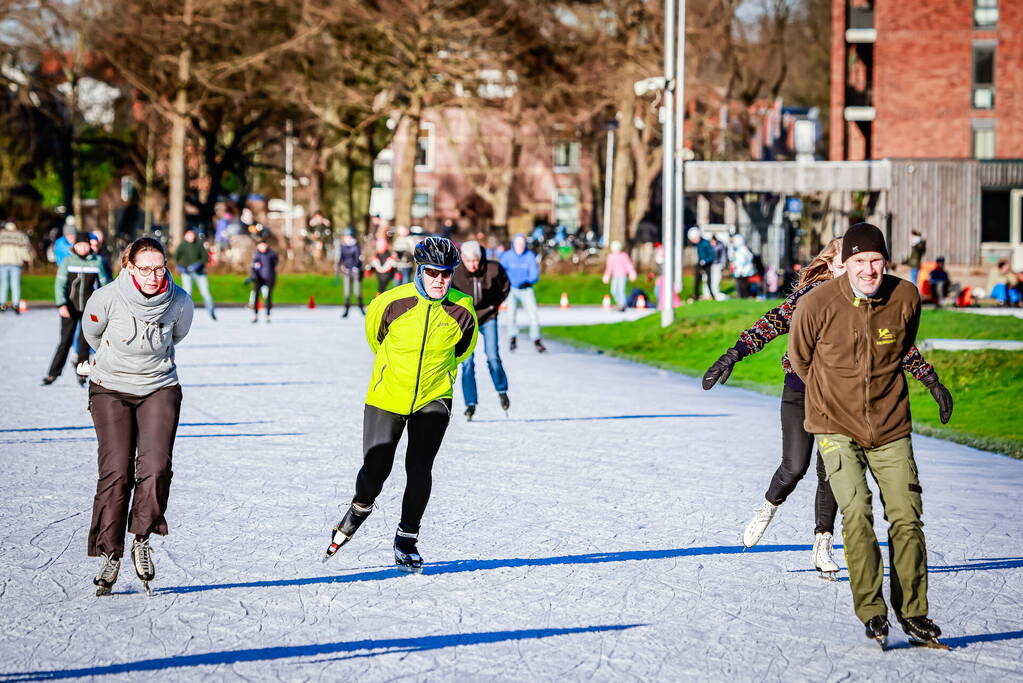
xmin=872 ymin=635 xmax=889 ymax=651
xmin=817 ymin=570 xmax=838 ymax=582
xmin=95 ymin=586 xmax=112 ymax=597
xmin=396 ymin=562 xmax=423 ymax=574
xmin=142 ymin=582 xmax=153 ymax=598
xmin=909 ymin=638 xmax=950 ymax=650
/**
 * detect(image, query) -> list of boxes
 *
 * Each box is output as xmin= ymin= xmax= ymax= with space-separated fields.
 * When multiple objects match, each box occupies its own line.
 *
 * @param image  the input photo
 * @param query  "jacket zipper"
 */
xmin=410 ymin=305 xmax=432 ymax=414
xmin=373 ymin=364 xmax=388 ymax=391
xmin=863 ymin=302 xmax=876 ymax=446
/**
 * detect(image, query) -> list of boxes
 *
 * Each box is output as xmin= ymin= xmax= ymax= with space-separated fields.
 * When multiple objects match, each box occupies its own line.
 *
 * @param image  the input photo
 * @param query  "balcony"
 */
xmin=848 ymin=3 xmax=874 ymax=29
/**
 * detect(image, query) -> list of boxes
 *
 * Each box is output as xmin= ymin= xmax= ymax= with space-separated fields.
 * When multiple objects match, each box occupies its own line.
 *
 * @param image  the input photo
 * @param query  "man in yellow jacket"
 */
xmin=324 ymin=236 xmax=477 ymax=571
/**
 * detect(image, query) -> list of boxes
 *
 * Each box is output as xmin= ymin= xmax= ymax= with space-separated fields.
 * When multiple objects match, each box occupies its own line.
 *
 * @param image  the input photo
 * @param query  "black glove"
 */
xmin=517 ymin=282 xmax=533 ymax=290
xmin=920 ymin=371 xmax=953 ymax=424
xmin=703 ymin=347 xmax=742 ymax=390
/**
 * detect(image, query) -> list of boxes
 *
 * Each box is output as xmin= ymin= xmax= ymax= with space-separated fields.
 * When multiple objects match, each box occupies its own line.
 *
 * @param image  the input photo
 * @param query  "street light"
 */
xmin=602 ymin=119 xmax=618 ymax=247
xmin=659 ymin=0 xmax=676 ymax=328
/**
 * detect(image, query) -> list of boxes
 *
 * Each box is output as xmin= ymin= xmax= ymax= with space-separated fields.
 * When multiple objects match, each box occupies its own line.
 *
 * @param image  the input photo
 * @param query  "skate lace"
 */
xmin=133 ymin=539 xmax=154 ymax=576
xmin=97 ymin=554 xmax=119 ymax=583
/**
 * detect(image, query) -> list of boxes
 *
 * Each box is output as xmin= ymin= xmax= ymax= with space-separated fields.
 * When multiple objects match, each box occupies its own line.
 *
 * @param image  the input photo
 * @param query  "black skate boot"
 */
xmin=323 ymin=501 xmax=373 ymax=562
xmin=534 ymin=339 xmax=547 ymax=353
xmin=498 ymin=393 xmax=510 ymax=414
xmin=899 ymin=616 xmax=948 ymax=649
xmin=93 ymin=554 xmax=120 ymax=596
xmin=393 ymin=524 xmax=423 ymax=573
xmin=864 ymin=615 xmax=889 ymax=651
xmin=464 ymin=405 xmax=476 ymax=421
xmin=131 ymin=538 xmax=155 ymax=597
xmin=509 ymin=336 xmax=517 ymax=352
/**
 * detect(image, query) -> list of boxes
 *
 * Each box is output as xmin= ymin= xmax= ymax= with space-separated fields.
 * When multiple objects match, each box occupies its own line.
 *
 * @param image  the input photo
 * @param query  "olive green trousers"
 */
xmin=816 ymin=434 xmax=929 ymax=624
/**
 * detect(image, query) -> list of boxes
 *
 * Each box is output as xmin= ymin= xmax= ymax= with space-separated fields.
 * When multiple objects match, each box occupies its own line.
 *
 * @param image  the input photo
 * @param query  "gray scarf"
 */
xmin=114 ymin=268 xmax=174 ymax=349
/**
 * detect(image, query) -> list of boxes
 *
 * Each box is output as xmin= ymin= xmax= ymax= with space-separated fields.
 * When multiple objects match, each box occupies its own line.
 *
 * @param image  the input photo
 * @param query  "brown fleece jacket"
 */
xmin=788 ymin=273 xmax=921 ymax=448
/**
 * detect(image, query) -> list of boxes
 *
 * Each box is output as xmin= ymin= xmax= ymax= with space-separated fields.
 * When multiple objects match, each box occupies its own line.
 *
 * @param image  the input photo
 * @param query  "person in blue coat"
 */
xmin=498 ymin=234 xmax=546 ymax=353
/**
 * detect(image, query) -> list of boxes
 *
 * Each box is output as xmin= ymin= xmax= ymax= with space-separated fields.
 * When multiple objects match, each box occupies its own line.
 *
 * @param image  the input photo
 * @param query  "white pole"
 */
xmin=602 ymin=124 xmax=616 ymax=246
xmin=660 ymin=0 xmax=676 ymax=327
xmin=285 ymin=119 xmax=294 ymax=240
xmin=674 ymin=0 xmax=687 ymax=294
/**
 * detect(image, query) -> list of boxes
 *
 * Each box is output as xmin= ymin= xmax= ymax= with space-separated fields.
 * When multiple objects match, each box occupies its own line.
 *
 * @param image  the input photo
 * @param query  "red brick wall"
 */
xmin=831 ymin=0 xmax=1022 ymax=159
xmin=997 ymin=0 xmax=1023 ymax=157
xmin=828 ymin=0 xmax=847 ymax=160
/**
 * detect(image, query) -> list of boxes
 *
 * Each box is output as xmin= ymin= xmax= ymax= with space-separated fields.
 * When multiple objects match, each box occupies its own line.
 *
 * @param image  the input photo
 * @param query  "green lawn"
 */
xmin=21 ymin=271 xmax=704 ymax=307
xmin=546 ymin=301 xmax=1023 ymax=459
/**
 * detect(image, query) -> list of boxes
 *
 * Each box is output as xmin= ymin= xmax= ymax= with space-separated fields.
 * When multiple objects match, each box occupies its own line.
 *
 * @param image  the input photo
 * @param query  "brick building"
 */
xmin=830 ymin=0 xmax=1023 ymax=268
xmin=372 ymin=108 xmax=593 ymax=237
xmin=831 ymin=0 xmax=1022 ymax=160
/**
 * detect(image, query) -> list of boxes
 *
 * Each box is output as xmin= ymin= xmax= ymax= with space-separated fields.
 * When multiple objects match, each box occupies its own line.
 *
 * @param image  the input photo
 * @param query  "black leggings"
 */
xmin=764 ymin=385 xmax=838 ymax=535
xmin=354 ymin=400 xmax=451 ymax=533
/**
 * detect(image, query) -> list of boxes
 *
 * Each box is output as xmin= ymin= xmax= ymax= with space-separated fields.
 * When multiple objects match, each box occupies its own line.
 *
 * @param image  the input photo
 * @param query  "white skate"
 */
xmin=742 ymin=500 xmax=778 ymax=549
xmin=812 ymin=532 xmax=840 ymax=581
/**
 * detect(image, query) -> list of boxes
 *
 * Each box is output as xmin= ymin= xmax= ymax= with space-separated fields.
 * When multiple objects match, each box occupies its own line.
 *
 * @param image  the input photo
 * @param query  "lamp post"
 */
xmin=603 ymin=120 xmax=618 ymax=247
xmin=673 ymin=0 xmax=687 ymax=295
xmin=659 ymin=0 xmax=676 ymax=328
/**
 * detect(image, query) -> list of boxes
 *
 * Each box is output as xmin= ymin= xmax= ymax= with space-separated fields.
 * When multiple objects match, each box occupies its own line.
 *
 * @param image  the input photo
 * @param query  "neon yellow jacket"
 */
xmin=364 ymin=283 xmax=478 ymax=415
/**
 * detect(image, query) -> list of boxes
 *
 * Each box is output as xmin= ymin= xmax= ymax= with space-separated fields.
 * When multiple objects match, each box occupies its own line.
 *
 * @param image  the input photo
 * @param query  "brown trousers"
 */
xmin=88 ymin=382 xmax=182 ymax=558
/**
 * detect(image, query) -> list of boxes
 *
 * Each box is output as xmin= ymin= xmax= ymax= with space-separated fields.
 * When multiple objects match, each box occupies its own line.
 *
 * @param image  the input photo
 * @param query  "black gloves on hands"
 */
xmin=920 ymin=371 xmax=953 ymax=424
xmin=703 ymin=347 xmax=742 ymax=390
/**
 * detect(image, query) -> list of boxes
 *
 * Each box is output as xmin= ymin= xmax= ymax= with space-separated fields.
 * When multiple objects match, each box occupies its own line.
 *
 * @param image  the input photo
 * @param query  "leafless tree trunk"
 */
xmin=393 ymin=97 xmax=421 ymax=227
xmin=168 ymin=0 xmax=193 ymax=247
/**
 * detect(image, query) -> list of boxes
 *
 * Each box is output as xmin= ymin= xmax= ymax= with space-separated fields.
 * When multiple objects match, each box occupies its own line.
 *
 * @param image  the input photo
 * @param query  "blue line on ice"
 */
xmin=473 ymin=412 xmax=730 ymax=423
xmin=0 ymin=624 xmax=643 ymax=681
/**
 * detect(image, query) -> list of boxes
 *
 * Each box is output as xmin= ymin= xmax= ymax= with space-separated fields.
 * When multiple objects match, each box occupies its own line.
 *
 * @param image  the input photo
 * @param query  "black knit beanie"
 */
xmin=841 ymin=222 xmax=889 ymax=262
xmin=74 ymin=231 xmax=92 ymax=245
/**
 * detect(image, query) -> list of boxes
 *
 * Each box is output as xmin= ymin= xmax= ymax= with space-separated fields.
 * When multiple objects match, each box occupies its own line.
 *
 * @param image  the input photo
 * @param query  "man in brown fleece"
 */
xmin=789 ymin=222 xmax=953 ymax=648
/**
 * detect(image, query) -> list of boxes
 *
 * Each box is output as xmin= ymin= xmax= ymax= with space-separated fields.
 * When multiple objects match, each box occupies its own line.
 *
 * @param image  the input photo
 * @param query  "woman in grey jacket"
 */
xmin=82 ymin=237 xmax=194 ymax=596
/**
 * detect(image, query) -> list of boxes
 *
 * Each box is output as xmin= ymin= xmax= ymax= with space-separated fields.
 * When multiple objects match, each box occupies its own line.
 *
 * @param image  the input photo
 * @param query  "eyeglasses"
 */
xmin=134 ymin=265 xmax=167 ymax=278
xmin=423 ymin=267 xmax=453 ymax=279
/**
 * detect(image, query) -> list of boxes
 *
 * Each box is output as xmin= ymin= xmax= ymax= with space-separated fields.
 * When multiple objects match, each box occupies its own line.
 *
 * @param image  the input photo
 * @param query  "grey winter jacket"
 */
xmin=82 ymin=269 xmax=194 ymax=396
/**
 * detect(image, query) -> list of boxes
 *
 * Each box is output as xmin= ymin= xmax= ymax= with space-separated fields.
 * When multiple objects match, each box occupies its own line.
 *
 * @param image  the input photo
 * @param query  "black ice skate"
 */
xmin=131 ymin=538 xmax=155 ymax=597
xmin=464 ymin=405 xmax=476 ymax=422
xmin=899 ymin=616 xmax=949 ymax=650
xmin=393 ymin=525 xmax=423 ymax=573
xmin=509 ymin=336 xmax=517 ymax=352
xmin=864 ymin=615 xmax=889 ymax=651
xmin=498 ymin=393 xmax=510 ymax=415
xmin=93 ymin=554 xmax=120 ymax=597
xmin=323 ymin=502 xmax=373 ymax=562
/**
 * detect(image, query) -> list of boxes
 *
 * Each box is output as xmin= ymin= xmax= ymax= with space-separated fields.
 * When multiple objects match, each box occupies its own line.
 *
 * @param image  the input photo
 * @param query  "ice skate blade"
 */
xmin=872 ymin=635 xmax=889 ymax=651
xmin=95 ymin=586 xmax=112 ymax=597
xmin=142 ymin=582 xmax=153 ymax=598
xmin=396 ymin=562 xmax=423 ymax=574
xmin=817 ymin=570 xmax=838 ymax=582
xmin=909 ymin=638 xmax=950 ymax=650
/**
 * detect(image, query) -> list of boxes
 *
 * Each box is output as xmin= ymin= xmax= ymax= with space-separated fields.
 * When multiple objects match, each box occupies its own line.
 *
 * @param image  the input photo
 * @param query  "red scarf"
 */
xmin=131 ymin=273 xmax=170 ymax=297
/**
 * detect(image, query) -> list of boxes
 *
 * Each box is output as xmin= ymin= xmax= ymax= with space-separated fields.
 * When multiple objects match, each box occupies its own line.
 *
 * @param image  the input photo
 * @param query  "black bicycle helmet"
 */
xmin=413 ymin=236 xmax=460 ymax=270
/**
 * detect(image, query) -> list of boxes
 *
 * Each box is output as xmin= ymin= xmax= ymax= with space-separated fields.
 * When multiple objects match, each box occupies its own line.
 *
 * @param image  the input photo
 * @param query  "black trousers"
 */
xmin=354 ymin=400 xmax=451 ymax=533
xmin=253 ymin=278 xmax=274 ymax=313
xmin=376 ymin=271 xmax=394 ymax=293
xmin=88 ymin=383 xmax=182 ymax=558
xmin=764 ymin=385 xmax=838 ymax=535
xmin=47 ymin=309 xmax=88 ymax=378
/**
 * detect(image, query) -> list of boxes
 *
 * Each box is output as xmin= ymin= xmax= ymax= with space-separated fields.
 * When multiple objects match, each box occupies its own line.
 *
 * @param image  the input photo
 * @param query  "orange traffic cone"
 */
xmin=601 ymin=294 xmax=611 ymax=310
xmin=256 ymin=299 xmax=263 ymax=311
xmin=499 ymin=301 xmax=507 ymax=312
xmin=636 ymin=294 xmax=647 ymax=310
xmin=18 ymin=299 xmax=27 ymax=313
xmin=308 ymin=295 xmax=316 ymax=309
xmin=560 ymin=292 xmax=569 ymax=309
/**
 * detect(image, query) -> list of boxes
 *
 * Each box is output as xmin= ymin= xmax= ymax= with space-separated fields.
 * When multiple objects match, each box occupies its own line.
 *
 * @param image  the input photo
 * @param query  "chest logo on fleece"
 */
xmin=876 ymin=328 xmax=896 ymax=345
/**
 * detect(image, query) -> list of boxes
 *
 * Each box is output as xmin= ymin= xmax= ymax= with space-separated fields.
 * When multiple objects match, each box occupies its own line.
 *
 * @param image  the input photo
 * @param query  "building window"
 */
xmin=553 ymin=189 xmax=580 ymax=231
xmin=412 ymin=189 xmax=433 ymax=219
xmin=972 ymin=121 xmax=995 ymax=159
xmin=974 ymin=0 xmax=998 ymax=30
xmin=981 ymin=190 xmax=1010 ymax=242
xmin=415 ymin=123 xmax=434 ymax=172
xmin=553 ymin=141 xmax=581 ymax=173
xmin=972 ymin=42 xmax=995 ymax=109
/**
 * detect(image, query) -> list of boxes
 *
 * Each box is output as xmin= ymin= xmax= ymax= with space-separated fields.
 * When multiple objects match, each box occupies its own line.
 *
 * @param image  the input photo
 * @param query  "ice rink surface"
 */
xmin=1 ymin=306 xmax=1022 ymax=681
